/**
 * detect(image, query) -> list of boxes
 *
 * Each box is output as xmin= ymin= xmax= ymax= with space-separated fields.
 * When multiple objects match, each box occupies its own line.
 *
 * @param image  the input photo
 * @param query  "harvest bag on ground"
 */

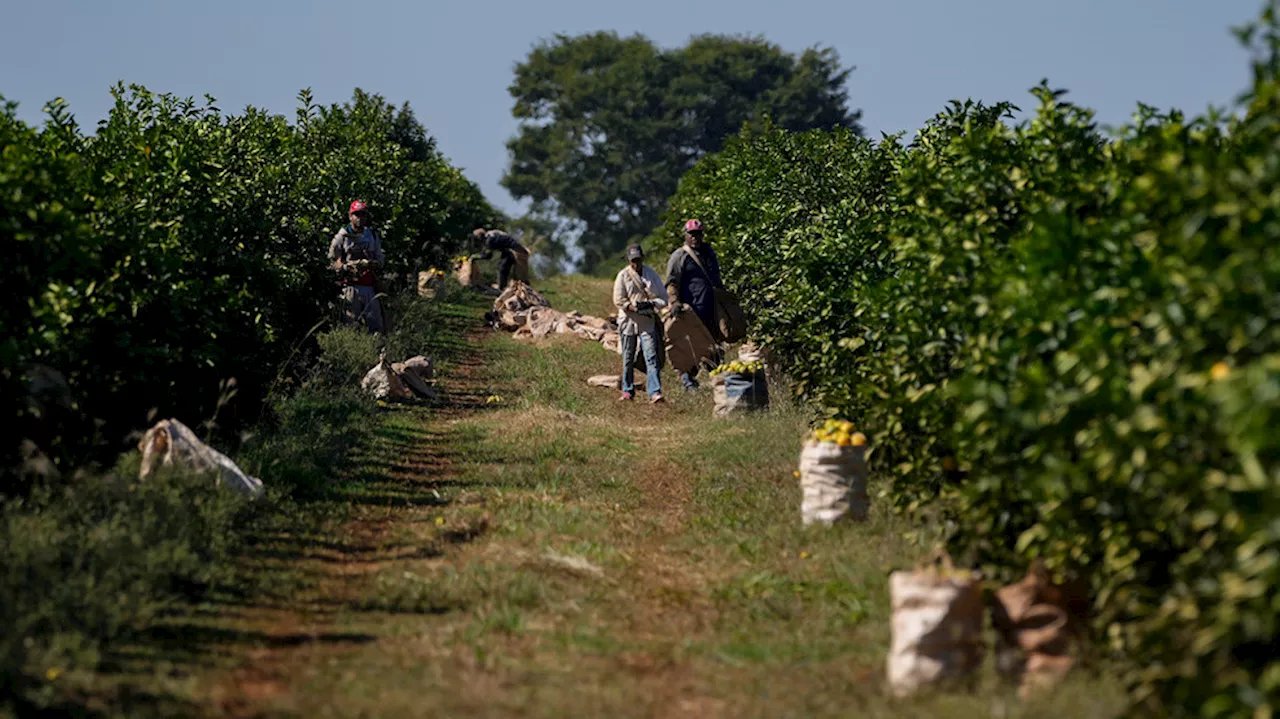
xmin=992 ymin=562 xmax=1084 ymax=698
xmin=798 ymin=419 xmax=868 ymax=525
xmin=710 ymin=361 xmax=768 ymax=417
xmin=887 ymin=552 xmax=985 ymax=697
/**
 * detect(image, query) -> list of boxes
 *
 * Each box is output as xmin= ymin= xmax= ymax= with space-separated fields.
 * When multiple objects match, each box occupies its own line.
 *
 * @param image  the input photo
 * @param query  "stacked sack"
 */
xmin=886 ymin=556 xmax=1088 ymax=699
xmin=486 ymin=281 xmax=623 ymax=350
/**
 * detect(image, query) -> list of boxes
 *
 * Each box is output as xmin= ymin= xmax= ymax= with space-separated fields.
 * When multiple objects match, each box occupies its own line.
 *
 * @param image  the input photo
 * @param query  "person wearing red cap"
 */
xmin=328 ymin=200 xmax=386 ymax=333
xmin=665 ymin=218 xmax=724 ymax=392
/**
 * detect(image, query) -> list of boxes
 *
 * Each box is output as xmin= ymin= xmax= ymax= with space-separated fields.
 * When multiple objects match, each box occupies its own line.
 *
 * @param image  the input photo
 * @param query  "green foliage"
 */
xmin=656 ymin=7 xmax=1280 ymax=713
xmin=647 ymin=118 xmax=905 ymax=439
xmin=1 ymin=85 xmax=495 ymax=491
xmin=0 ymin=77 xmax=488 ymax=705
xmin=503 ymin=32 xmax=861 ymax=270
xmin=947 ymin=82 xmax=1280 ymax=717
xmin=0 ymin=283 xmax=457 ymax=708
xmin=0 ymin=462 xmax=250 ymax=706
xmin=314 ymin=327 xmax=381 ymax=388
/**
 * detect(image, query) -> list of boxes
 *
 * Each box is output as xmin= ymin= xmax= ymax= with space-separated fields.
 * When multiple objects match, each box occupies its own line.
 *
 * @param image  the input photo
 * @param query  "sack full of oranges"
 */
xmin=798 ymin=419 xmax=869 ymax=525
xmin=709 ymin=360 xmax=768 ymax=418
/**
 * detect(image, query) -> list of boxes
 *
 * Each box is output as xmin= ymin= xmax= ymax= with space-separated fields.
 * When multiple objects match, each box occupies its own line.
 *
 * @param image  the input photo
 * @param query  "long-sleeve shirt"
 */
xmin=328 ymin=226 xmax=385 ymax=286
xmin=472 ymin=230 xmax=525 ymax=260
xmin=613 ymin=264 xmax=669 ymax=336
xmin=664 ymin=243 xmax=722 ymax=323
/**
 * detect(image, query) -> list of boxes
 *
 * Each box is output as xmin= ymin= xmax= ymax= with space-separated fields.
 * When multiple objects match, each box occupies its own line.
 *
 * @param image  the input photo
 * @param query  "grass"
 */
xmin=211 ymin=275 xmax=1125 ymax=717
xmin=0 ymin=281 xmax=482 ymax=716
xmin=4 ymin=275 xmax=1129 ymax=717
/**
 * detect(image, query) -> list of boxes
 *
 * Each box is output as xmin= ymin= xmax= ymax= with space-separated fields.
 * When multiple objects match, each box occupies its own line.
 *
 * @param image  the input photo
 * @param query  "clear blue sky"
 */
xmin=1 ymin=0 xmax=1262 ymax=216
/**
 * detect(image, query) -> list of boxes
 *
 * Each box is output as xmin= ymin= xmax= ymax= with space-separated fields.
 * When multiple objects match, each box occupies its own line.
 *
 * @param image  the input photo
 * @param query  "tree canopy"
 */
xmin=502 ymin=32 xmax=861 ymax=270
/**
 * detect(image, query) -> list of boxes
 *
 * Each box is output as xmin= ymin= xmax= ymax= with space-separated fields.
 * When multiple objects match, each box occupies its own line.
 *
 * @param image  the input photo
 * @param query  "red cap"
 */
xmin=684 ymin=218 xmax=703 ymax=232
xmin=349 ymin=201 xmax=368 ymax=214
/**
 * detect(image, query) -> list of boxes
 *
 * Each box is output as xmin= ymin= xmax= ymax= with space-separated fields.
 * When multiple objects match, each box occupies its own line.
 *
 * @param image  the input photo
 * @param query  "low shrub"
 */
xmin=0 ymin=461 xmax=249 ymax=707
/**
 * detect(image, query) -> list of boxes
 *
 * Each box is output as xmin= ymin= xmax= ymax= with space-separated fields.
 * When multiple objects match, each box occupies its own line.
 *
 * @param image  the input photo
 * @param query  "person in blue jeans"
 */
xmin=612 ymin=244 xmax=669 ymax=403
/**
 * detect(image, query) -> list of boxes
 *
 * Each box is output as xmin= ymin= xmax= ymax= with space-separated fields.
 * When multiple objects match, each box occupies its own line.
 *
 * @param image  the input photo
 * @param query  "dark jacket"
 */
xmin=473 ymin=230 xmax=526 ymax=260
xmin=665 ymin=243 xmax=722 ymax=327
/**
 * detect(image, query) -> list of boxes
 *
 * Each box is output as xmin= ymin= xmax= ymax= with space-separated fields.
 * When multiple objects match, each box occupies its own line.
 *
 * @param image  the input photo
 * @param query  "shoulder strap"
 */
xmin=627 ymin=266 xmax=655 ymax=300
xmin=682 ymin=244 xmax=709 ymax=275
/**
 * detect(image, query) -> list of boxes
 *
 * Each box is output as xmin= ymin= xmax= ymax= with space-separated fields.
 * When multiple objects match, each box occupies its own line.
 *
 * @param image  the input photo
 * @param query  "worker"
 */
xmin=328 ymin=200 xmax=386 ymax=333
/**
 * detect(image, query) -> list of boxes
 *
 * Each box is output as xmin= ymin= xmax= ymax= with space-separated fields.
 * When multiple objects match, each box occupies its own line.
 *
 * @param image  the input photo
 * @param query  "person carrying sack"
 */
xmin=665 ymin=218 xmax=725 ymax=392
xmin=613 ymin=244 xmax=669 ymax=403
xmin=328 ymin=200 xmax=386 ymax=334
xmin=470 ymin=227 xmax=531 ymax=290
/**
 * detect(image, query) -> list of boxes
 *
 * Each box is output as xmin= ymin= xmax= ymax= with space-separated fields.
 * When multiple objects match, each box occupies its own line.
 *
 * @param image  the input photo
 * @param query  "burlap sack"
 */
xmin=586 ymin=373 xmax=645 ymax=389
xmin=401 ymin=355 xmax=435 ymax=381
xmin=513 ymin=307 xmax=567 ymax=340
xmin=417 ymin=270 xmax=446 ymax=299
xmin=887 ymin=553 xmax=985 ymax=697
xmin=664 ymin=311 xmax=717 ymax=374
xmin=495 ymin=280 xmax=551 ymax=313
xmin=392 ymin=361 xmax=435 ymax=399
xmin=514 ymin=249 xmax=532 ymax=284
xmin=992 ymin=561 xmax=1087 ymax=697
xmin=711 ymin=370 xmax=769 ymax=418
xmin=138 ymin=418 xmax=264 ymax=498
xmin=454 ymin=258 xmax=475 ymax=287
xmin=573 ymin=325 xmax=608 ymax=342
xmin=715 ymin=287 xmax=747 ymax=343
xmin=737 ymin=341 xmax=765 ymax=363
xmin=601 ymin=331 xmax=620 ymax=353
xmin=362 ymin=358 xmax=413 ymax=401
xmin=798 ymin=440 xmax=868 ymax=525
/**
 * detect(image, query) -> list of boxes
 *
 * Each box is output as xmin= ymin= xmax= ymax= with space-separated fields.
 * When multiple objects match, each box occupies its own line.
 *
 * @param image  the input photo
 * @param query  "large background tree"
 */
xmin=502 ymin=32 xmax=861 ymax=270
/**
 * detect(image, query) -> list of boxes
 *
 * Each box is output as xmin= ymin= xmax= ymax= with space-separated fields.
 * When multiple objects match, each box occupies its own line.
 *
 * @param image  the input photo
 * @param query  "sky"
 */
xmin=0 ymin=0 xmax=1264 ymax=216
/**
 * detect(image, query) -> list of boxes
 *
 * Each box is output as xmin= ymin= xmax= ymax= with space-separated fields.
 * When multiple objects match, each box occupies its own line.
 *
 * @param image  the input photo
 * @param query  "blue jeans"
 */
xmin=621 ymin=331 xmax=662 ymax=396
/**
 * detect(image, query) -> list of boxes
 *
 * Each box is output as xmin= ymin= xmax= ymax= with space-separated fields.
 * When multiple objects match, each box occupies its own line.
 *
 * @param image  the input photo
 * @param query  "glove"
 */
xmin=634 ymin=300 xmax=654 ymax=312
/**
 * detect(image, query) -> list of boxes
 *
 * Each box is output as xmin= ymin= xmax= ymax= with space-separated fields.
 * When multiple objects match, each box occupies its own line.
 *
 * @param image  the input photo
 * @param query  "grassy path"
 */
xmin=118 ymin=276 xmax=1123 ymax=718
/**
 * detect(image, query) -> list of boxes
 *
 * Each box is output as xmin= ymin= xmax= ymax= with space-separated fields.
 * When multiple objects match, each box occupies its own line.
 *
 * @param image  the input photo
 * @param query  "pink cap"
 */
xmin=684 ymin=218 xmax=704 ymax=232
xmin=349 ymin=201 xmax=368 ymax=213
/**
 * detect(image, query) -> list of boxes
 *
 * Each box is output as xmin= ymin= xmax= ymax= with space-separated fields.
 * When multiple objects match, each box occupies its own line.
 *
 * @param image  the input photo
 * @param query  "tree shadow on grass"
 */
xmin=68 ymin=298 xmax=507 ymax=714
xmin=6 ymin=688 xmax=201 ymax=719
